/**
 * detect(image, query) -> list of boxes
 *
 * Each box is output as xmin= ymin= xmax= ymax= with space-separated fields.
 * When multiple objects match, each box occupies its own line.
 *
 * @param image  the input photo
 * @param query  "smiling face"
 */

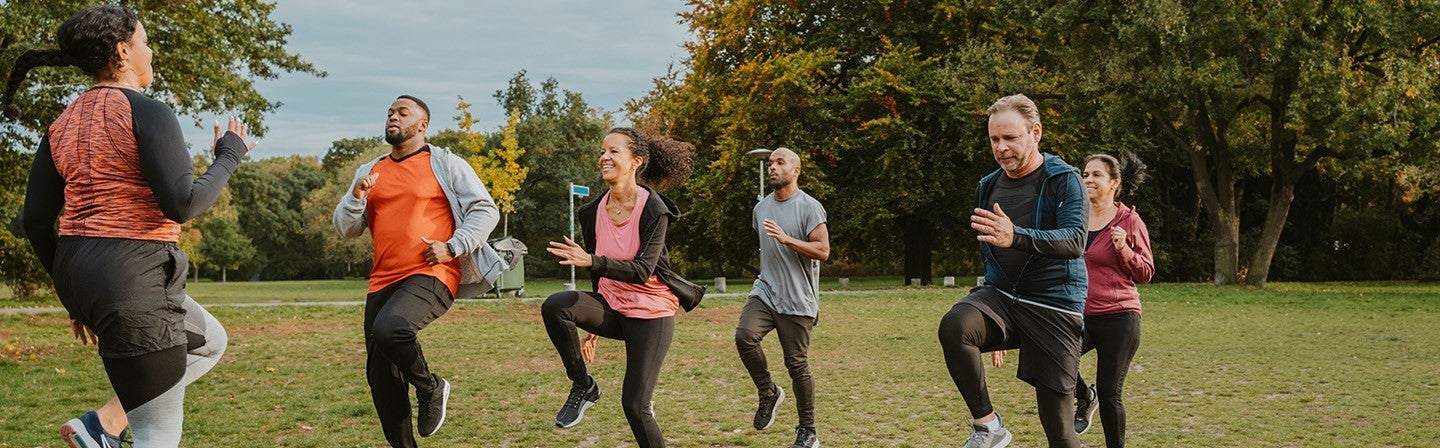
xmin=1082 ymin=159 xmax=1121 ymax=203
xmin=599 ymin=132 xmax=643 ymax=185
xmin=988 ymin=110 xmax=1043 ymax=178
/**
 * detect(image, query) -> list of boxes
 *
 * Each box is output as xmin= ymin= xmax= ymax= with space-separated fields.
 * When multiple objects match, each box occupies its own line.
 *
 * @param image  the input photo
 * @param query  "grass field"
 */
xmin=2 ymin=283 xmax=1438 ymax=446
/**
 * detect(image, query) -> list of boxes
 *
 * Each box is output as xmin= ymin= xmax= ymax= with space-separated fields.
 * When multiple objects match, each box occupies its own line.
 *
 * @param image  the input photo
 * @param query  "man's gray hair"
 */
xmin=987 ymin=94 xmax=1041 ymax=127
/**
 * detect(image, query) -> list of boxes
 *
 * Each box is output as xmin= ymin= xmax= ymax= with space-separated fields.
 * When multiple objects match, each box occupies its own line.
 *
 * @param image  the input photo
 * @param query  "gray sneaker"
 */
xmin=963 ymin=413 xmax=1013 ymax=448
xmin=1074 ymin=384 xmax=1098 ymax=435
xmin=555 ymin=377 xmax=600 ymax=428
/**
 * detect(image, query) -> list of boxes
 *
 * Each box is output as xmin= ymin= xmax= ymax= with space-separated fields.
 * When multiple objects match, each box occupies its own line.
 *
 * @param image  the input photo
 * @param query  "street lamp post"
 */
xmin=745 ymin=148 xmax=773 ymax=203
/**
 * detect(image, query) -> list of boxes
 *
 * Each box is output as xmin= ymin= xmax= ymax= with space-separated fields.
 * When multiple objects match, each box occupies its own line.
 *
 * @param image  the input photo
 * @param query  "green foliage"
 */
xmin=227 ymin=156 xmax=329 ymax=279
xmin=320 ymin=137 xmax=383 ymax=177
xmin=197 ymin=208 xmax=254 ymax=282
xmin=0 ymin=0 xmax=320 ymax=290
xmin=491 ymin=71 xmax=610 ymax=277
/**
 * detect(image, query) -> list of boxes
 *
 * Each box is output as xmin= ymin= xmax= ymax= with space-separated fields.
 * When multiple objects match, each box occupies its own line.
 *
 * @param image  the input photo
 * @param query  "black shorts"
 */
xmin=52 ymin=237 xmax=189 ymax=359
xmin=960 ymin=286 xmax=1084 ymax=394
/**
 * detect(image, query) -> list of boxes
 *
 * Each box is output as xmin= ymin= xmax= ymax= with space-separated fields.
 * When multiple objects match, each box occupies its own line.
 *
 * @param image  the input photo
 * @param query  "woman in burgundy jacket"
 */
xmin=1072 ymin=152 xmax=1154 ymax=448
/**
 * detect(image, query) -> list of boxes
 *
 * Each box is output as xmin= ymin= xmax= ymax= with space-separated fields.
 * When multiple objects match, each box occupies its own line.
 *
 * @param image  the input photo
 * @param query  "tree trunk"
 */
xmin=1156 ymin=111 xmax=1242 ymax=285
xmin=901 ymin=215 xmax=933 ymax=286
xmin=1246 ymin=182 xmax=1297 ymax=287
xmin=222 ymin=268 xmax=228 ymax=283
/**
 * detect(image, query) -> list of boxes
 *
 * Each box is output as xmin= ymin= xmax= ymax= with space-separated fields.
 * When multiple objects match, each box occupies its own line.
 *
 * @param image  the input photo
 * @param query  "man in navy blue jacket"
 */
xmin=939 ymin=94 xmax=1088 ymax=448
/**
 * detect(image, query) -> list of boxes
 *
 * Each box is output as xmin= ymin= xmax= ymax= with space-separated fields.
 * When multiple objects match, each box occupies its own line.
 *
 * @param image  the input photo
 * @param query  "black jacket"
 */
xmin=577 ymin=185 xmax=702 ymax=310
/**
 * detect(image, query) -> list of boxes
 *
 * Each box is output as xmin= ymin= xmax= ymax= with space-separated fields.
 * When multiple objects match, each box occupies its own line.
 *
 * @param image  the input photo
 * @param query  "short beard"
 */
xmin=768 ymin=177 xmax=791 ymax=190
xmin=384 ymin=128 xmax=408 ymax=145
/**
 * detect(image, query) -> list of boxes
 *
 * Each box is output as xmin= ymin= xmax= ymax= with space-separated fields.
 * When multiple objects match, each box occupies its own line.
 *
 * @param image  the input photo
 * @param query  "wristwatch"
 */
xmin=445 ymin=242 xmax=456 ymax=258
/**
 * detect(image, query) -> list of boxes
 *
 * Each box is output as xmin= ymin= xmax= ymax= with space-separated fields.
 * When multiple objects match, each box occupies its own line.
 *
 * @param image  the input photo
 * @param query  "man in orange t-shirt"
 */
xmin=333 ymin=95 xmax=500 ymax=447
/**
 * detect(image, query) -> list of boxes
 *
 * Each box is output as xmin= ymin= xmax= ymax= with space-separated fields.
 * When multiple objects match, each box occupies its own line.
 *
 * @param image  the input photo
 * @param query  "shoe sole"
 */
xmin=555 ymin=399 xmax=596 ymax=429
xmin=755 ymin=386 xmax=785 ymax=430
xmin=993 ymin=431 xmax=1013 ymax=448
xmin=420 ymin=379 xmax=450 ymax=437
xmin=1076 ymin=403 xmax=1098 ymax=435
xmin=61 ymin=418 xmax=103 ymax=448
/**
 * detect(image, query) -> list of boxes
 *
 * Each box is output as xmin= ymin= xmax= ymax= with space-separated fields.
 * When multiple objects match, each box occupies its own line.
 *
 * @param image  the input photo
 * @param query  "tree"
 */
xmin=322 ymin=137 xmax=383 ymax=177
xmin=1044 ymin=0 xmax=1440 ymax=285
xmin=197 ymin=207 xmax=253 ymax=283
xmin=491 ymin=72 xmax=610 ymax=278
xmin=0 ymin=0 xmax=322 ymax=292
xmin=461 ymin=105 xmax=529 ymax=236
xmin=226 ymin=156 xmax=329 ymax=279
xmin=630 ymin=0 xmax=1067 ymax=282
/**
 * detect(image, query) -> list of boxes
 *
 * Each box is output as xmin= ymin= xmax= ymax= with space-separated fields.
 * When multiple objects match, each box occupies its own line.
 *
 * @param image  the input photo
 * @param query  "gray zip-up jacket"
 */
xmin=333 ymin=145 xmax=506 ymax=298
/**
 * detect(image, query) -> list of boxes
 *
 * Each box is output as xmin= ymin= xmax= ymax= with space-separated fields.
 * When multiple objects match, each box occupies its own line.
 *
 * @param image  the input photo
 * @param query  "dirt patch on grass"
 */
xmin=228 ymin=321 xmax=352 ymax=338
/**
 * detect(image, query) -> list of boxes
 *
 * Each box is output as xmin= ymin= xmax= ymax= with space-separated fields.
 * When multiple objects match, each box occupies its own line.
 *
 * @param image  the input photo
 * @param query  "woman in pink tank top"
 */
xmin=541 ymin=127 xmax=696 ymax=447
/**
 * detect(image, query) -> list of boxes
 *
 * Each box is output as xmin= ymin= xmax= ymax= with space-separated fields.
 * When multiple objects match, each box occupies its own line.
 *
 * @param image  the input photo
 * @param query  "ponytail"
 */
xmin=2 ymin=49 xmax=71 ymax=121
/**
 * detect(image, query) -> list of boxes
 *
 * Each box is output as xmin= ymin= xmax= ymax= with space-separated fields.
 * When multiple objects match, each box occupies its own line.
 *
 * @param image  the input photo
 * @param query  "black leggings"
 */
xmin=542 ymin=291 xmax=674 ymax=448
xmin=939 ymin=303 xmax=1080 ymax=448
xmin=1076 ymin=312 xmax=1141 ymax=448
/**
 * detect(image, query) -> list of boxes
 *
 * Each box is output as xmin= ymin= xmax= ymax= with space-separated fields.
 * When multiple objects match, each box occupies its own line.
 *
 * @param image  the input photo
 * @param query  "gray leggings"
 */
xmin=101 ymin=296 xmax=227 ymax=447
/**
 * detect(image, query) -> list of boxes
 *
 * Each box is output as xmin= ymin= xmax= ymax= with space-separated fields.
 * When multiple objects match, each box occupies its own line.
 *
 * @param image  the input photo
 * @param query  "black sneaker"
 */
xmin=790 ymin=426 xmax=819 ymax=448
xmin=417 ymin=375 xmax=450 ymax=437
xmin=555 ymin=377 xmax=600 ymax=428
xmin=1074 ymin=384 xmax=1098 ymax=435
xmin=753 ymin=385 xmax=785 ymax=430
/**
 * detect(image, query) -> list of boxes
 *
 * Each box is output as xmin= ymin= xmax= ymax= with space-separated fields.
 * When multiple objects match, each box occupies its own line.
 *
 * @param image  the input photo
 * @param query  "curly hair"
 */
xmin=1084 ymin=152 xmax=1150 ymax=198
xmin=606 ymin=127 xmax=695 ymax=190
xmin=2 ymin=5 xmax=139 ymax=120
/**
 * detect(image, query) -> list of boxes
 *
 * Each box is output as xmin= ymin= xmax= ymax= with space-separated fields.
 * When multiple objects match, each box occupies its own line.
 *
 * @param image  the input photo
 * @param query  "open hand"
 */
xmin=547 ymin=236 xmax=593 ymax=268
xmin=581 ymin=332 xmax=599 ymax=363
xmin=212 ymin=116 xmax=259 ymax=155
xmin=971 ymin=204 xmax=1015 ymax=248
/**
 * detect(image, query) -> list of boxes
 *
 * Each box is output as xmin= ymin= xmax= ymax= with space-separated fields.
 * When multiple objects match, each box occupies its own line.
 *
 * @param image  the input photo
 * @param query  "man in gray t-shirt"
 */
xmin=735 ymin=147 xmax=830 ymax=448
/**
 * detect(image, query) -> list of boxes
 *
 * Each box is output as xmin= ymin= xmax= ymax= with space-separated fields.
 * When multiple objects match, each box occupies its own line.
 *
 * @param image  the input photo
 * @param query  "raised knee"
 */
xmin=734 ymin=328 xmax=763 ymax=349
xmin=541 ymin=291 xmax=578 ymax=318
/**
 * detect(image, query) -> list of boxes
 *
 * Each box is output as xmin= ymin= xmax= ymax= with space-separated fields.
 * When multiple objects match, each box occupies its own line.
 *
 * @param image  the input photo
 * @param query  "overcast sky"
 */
xmin=183 ymin=1 xmax=693 ymax=158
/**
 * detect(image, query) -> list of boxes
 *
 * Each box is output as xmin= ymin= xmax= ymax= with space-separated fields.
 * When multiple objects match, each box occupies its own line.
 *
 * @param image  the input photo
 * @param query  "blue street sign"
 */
xmin=571 ymin=184 xmax=590 ymax=196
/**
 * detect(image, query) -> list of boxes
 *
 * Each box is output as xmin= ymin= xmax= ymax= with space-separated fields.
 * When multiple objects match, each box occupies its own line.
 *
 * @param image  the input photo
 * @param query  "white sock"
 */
xmin=981 ymin=415 xmax=1003 ymax=430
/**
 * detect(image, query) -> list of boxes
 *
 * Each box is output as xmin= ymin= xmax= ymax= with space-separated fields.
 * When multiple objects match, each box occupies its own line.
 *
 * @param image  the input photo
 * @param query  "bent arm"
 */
xmin=21 ymin=136 xmax=64 ymax=276
xmin=133 ymin=99 xmax=243 ymax=223
xmin=786 ymin=222 xmax=830 ymax=261
xmin=1117 ymin=216 xmax=1156 ymax=284
xmin=443 ymin=156 xmax=500 ymax=255
xmin=333 ymin=164 xmax=371 ymax=238
xmin=1011 ymin=174 xmax=1088 ymax=259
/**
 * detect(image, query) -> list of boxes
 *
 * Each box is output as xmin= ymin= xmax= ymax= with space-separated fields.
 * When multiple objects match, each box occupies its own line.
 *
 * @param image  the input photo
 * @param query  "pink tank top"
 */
xmin=595 ymin=188 xmax=679 ymax=319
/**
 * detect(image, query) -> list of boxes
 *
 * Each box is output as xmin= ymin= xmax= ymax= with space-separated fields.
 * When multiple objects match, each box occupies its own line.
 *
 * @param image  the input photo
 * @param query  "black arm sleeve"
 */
xmin=22 ymin=135 xmax=64 ymax=275
xmin=128 ymin=91 xmax=244 ymax=223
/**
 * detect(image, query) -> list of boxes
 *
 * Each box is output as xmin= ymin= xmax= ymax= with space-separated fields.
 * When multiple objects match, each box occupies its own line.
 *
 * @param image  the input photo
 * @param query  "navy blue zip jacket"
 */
xmin=975 ymin=152 xmax=1089 ymax=314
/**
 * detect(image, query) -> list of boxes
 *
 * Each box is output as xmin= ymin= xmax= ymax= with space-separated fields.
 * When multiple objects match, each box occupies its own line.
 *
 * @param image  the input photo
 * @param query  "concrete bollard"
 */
xmin=714 ymin=277 xmax=727 ymax=293
xmin=976 ymin=276 xmax=985 ymax=287
xmin=564 ymin=282 xmax=576 ymax=291
xmin=839 ymin=278 xmax=850 ymax=289
xmin=943 ymin=276 xmax=956 ymax=287
xmin=910 ymin=278 xmax=921 ymax=286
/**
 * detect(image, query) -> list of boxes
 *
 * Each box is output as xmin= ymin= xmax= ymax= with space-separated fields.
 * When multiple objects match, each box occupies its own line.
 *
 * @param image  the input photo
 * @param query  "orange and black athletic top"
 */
xmin=23 ymin=86 xmax=245 ymax=273
xmin=364 ymin=148 xmax=462 ymax=297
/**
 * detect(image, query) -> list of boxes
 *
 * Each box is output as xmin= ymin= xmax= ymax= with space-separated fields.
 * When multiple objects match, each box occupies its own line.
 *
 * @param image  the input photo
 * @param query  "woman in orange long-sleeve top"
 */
xmin=6 ymin=5 xmax=254 ymax=447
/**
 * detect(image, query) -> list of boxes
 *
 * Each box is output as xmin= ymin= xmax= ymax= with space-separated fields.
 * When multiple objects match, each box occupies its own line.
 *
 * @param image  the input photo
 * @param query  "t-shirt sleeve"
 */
xmin=804 ymin=197 xmax=827 ymax=235
xmin=128 ymin=91 xmax=244 ymax=223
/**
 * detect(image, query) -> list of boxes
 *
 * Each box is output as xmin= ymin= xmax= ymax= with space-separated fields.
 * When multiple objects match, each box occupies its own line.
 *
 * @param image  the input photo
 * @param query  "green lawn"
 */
xmin=2 ymin=283 xmax=1438 ymax=446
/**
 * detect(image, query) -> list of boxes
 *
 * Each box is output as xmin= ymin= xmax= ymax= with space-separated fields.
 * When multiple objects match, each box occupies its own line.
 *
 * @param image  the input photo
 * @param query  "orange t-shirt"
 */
xmin=365 ymin=149 xmax=461 ymax=297
xmin=595 ymin=189 xmax=679 ymax=319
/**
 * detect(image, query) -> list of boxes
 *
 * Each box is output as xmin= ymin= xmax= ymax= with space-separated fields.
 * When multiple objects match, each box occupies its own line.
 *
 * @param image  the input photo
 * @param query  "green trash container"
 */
xmin=490 ymin=236 xmax=527 ymax=297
